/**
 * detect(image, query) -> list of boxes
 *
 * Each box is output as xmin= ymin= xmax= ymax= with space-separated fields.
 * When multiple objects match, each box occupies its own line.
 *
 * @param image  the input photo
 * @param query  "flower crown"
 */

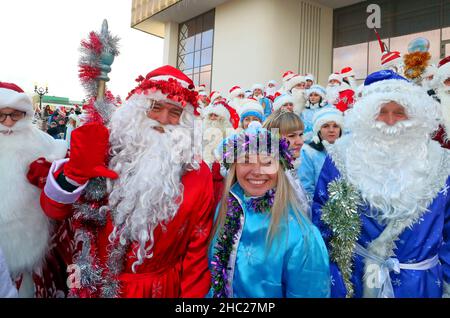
xmin=126 ymin=76 xmax=200 ymax=115
xmin=219 ymin=122 xmax=295 ymax=170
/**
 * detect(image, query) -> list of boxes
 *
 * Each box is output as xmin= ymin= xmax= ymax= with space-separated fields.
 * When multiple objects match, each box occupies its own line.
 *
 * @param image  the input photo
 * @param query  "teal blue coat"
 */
xmin=208 ymin=182 xmax=330 ymax=298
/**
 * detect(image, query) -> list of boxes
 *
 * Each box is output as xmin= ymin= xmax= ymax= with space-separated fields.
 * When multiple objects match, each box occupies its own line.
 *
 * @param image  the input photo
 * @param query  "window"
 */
xmin=333 ymin=0 xmax=450 ymax=79
xmin=177 ymin=10 xmax=214 ymax=92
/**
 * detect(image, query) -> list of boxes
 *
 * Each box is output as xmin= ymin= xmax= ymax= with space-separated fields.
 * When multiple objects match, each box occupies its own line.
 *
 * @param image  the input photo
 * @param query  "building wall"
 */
xmin=211 ymin=0 xmax=333 ymax=94
xmin=163 ymin=21 xmax=179 ymax=65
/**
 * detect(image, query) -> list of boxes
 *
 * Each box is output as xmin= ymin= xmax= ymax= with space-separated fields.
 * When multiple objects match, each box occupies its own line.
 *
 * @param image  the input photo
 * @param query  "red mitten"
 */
xmin=63 ymin=123 xmax=119 ymax=184
xmin=27 ymin=157 xmax=52 ymax=189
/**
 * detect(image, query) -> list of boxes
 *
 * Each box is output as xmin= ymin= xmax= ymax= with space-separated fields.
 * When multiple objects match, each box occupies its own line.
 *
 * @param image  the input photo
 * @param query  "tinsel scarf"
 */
xmin=211 ymin=189 xmax=275 ymax=297
xmin=321 ymin=178 xmax=362 ymax=298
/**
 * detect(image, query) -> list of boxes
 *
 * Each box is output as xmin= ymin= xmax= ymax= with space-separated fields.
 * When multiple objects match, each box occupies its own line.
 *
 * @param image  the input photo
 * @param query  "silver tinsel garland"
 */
xmin=321 ymin=178 xmax=362 ymax=298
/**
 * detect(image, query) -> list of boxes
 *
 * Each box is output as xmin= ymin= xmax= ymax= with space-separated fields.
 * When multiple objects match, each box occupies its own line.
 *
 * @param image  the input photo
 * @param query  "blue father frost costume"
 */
xmin=311 ymin=70 xmax=450 ymax=298
xmin=209 ymin=182 xmax=330 ymax=298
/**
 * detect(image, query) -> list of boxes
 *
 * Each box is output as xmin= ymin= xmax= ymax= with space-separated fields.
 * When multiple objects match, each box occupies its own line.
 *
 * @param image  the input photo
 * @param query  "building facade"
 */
xmin=131 ymin=0 xmax=450 ymax=93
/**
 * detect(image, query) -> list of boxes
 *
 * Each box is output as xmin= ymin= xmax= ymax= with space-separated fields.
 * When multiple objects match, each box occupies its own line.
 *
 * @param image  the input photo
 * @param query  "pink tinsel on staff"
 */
xmin=81 ymin=32 xmax=103 ymax=55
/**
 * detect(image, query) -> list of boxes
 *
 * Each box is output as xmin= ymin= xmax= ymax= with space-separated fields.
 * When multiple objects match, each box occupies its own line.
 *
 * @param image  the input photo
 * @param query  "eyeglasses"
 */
xmin=0 ymin=111 xmax=26 ymax=123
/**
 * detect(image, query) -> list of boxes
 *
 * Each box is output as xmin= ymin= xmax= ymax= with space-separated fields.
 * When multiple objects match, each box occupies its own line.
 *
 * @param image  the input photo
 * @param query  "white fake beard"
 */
xmin=437 ymin=88 xmax=450 ymax=135
xmin=107 ymin=96 xmax=199 ymax=272
xmin=0 ymin=120 xmax=51 ymax=275
xmin=291 ymin=88 xmax=306 ymax=114
xmin=229 ymin=97 xmax=245 ymax=110
xmin=342 ymin=119 xmax=441 ymax=224
xmin=326 ymin=85 xmax=340 ymax=104
xmin=265 ymin=87 xmax=277 ymax=97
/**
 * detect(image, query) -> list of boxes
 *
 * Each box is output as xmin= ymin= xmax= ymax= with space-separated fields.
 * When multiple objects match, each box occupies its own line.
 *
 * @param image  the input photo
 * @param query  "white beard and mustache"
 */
xmin=332 ymin=118 xmax=444 ymax=224
xmin=0 ymin=118 xmax=66 ymax=277
xmin=326 ymin=85 xmax=340 ymax=105
xmin=229 ymin=98 xmax=245 ymax=111
xmin=265 ymin=87 xmax=277 ymax=97
xmin=202 ymin=117 xmax=233 ymax=165
xmin=106 ymin=96 xmax=199 ymax=272
xmin=437 ymin=87 xmax=450 ymax=135
xmin=291 ymin=88 xmax=306 ymax=115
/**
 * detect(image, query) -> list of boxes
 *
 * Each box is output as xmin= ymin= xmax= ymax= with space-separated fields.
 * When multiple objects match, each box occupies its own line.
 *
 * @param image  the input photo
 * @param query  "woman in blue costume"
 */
xmin=208 ymin=122 xmax=330 ymax=298
xmin=298 ymin=107 xmax=344 ymax=198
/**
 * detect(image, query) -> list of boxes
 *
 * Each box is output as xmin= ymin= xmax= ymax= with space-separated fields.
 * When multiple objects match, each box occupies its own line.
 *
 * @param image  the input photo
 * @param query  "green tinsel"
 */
xmin=321 ymin=178 xmax=362 ymax=298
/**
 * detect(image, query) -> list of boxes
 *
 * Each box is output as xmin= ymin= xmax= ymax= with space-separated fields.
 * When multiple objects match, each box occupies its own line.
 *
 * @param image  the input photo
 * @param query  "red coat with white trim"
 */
xmin=40 ymin=160 xmax=215 ymax=298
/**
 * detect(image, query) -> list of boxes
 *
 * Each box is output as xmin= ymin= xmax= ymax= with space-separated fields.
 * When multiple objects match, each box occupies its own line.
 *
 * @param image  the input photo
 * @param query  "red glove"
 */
xmin=27 ymin=157 xmax=52 ymax=189
xmin=63 ymin=123 xmax=119 ymax=184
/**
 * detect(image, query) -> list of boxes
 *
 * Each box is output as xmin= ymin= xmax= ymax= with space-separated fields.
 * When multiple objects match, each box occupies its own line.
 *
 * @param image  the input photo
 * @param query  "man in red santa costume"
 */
xmin=40 ymin=66 xmax=215 ymax=298
xmin=227 ymin=85 xmax=245 ymax=111
xmin=202 ymin=101 xmax=238 ymax=208
xmin=0 ymin=82 xmax=69 ymax=297
xmin=433 ymin=56 xmax=450 ymax=149
xmin=326 ymin=73 xmax=355 ymax=112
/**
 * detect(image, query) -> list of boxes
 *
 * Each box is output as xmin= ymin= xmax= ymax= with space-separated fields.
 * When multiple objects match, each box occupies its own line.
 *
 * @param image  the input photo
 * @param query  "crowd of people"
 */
xmin=0 ymin=50 xmax=449 ymax=298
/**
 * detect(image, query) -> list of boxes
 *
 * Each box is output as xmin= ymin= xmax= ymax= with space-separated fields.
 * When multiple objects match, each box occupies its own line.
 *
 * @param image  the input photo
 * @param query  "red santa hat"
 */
xmin=203 ymin=101 xmax=240 ymax=129
xmin=328 ymin=73 xmax=342 ymax=83
xmin=210 ymin=90 xmax=222 ymax=103
xmin=436 ymin=56 xmax=450 ymax=85
xmin=126 ymin=65 xmax=200 ymax=115
xmin=229 ymin=86 xmax=244 ymax=99
xmin=282 ymin=71 xmax=296 ymax=83
xmin=340 ymin=67 xmax=355 ymax=78
xmin=373 ymin=28 xmax=401 ymax=68
xmin=285 ymin=74 xmax=306 ymax=92
xmin=0 ymin=82 xmax=33 ymax=116
xmin=196 ymin=84 xmax=206 ymax=92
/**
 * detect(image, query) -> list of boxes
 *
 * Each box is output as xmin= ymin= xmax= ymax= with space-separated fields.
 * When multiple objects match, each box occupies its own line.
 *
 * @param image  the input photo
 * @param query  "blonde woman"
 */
xmin=263 ymin=109 xmax=311 ymax=214
xmin=208 ymin=122 xmax=329 ymax=298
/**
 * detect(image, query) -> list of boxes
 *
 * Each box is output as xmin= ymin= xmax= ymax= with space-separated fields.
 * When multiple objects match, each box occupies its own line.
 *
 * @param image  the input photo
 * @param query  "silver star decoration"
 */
xmin=177 ymin=221 xmax=188 ymax=236
xmin=330 ymin=275 xmax=335 ymax=286
xmin=152 ymin=280 xmax=162 ymax=297
xmin=194 ymin=224 xmax=207 ymax=238
xmin=243 ymin=243 xmax=257 ymax=265
xmin=392 ymin=278 xmax=402 ymax=287
xmin=435 ymin=280 xmax=441 ymax=288
xmin=440 ymin=184 xmax=449 ymax=196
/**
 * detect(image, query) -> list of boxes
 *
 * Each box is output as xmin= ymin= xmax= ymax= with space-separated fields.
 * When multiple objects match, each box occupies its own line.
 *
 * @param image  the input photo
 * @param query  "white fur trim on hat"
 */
xmin=306 ymin=85 xmax=326 ymax=99
xmin=437 ymin=61 xmax=450 ymax=85
xmin=328 ymin=73 xmax=342 ymax=83
xmin=251 ymin=84 xmax=264 ymax=92
xmin=210 ymin=91 xmax=222 ymax=103
xmin=340 ymin=67 xmax=355 ymax=78
xmin=305 ymin=73 xmax=315 ymax=82
xmin=312 ymin=108 xmax=344 ymax=136
xmin=203 ymin=103 xmax=230 ymax=121
xmin=229 ymin=86 xmax=244 ymax=99
xmin=347 ymin=78 xmax=441 ymax=134
xmin=0 ymin=88 xmax=33 ymax=115
xmin=273 ymin=94 xmax=294 ymax=112
xmin=285 ymin=75 xmax=306 ymax=93
xmin=238 ymin=99 xmax=264 ymax=118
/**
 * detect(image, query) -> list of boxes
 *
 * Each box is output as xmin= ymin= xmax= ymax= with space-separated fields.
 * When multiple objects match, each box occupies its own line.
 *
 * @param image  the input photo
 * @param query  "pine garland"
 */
xmin=321 ymin=178 xmax=362 ymax=298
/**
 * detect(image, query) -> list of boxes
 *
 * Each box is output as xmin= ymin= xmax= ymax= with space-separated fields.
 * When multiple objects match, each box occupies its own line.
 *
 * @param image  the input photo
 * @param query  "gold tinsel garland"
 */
xmin=403 ymin=51 xmax=431 ymax=80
